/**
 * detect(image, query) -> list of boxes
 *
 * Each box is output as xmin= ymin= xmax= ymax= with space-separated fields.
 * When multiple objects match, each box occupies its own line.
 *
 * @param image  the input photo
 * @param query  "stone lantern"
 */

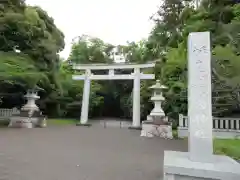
xmin=141 ymin=80 xmax=173 ymax=139
xmin=21 ymin=89 xmax=40 ymax=111
xmin=149 ymin=80 xmax=167 ymax=118
xmin=8 ymin=89 xmax=46 ymax=128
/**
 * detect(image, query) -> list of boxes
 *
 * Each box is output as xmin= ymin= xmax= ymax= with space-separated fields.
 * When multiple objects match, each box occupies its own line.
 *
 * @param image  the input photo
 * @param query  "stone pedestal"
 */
xmin=8 ymin=117 xmax=33 ymax=128
xmin=164 ymin=151 xmax=240 ymax=180
xmin=141 ymin=121 xmax=173 ymax=139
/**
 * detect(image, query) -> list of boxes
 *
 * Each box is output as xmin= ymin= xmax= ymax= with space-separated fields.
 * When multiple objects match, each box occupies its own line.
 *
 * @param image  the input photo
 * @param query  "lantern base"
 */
xmin=141 ymin=120 xmax=173 ymax=139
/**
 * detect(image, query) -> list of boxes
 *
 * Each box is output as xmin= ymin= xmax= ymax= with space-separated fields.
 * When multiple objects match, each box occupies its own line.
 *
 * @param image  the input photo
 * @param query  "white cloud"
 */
xmin=26 ymin=0 xmax=160 ymax=59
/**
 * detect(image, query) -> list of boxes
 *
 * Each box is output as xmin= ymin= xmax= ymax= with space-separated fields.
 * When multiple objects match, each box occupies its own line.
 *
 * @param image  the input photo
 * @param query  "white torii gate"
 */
xmin=72 ymin=62 xmax=155 ymax=129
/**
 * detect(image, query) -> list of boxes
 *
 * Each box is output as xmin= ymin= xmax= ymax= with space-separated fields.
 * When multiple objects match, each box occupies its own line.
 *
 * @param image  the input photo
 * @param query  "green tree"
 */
xmin=0 ymin=0 xmax=65 ymax=116
xmin=146 ymin=0 xmax=240 ymax=118
xmin=68 ymin=35 xmax=113 ymax=64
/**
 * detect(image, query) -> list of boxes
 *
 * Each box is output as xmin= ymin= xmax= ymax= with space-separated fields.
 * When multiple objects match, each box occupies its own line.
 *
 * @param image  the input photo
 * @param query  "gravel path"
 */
xmin=0 ymin=125 xmax=187 ymax=180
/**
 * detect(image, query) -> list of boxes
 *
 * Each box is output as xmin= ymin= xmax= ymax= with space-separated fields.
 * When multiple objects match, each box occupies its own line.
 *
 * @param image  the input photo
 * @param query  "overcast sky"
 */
xmin=26 ymin=0 xmax=160 ymax=59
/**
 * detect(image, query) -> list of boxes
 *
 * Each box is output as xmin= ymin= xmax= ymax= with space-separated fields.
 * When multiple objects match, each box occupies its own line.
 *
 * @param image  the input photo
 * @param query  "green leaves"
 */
xmin=68 ymin=35 xmax=112 ymax=64
xmin=0 ymin=51 xmax=47 ymax=89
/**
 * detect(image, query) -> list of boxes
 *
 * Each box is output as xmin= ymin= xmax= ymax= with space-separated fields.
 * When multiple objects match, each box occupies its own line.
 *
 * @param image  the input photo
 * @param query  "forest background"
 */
xmin=1 ymin=0 xmax=240 ymax=127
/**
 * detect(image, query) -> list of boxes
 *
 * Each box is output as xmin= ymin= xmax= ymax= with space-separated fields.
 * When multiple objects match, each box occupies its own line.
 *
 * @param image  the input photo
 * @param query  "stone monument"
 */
xmin=163 ymin=32 xmax=240 ymax=180
xmin=140 ymin=80 xmax=173 ymax=139
xmin=8 ymin=89 xmax=47 ymax=128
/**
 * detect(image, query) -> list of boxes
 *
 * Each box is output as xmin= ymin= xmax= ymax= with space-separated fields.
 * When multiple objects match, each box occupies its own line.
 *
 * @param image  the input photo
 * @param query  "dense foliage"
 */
xmin=1 ymin=0 xmax=240 ymax=123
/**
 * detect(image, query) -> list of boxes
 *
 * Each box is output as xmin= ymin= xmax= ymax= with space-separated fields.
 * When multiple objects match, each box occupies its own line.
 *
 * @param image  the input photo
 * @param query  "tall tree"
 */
xmin=0 ymin=0 xmax=65 ymax=115
xmin=68 ymin=35 xmax=113 ymax=64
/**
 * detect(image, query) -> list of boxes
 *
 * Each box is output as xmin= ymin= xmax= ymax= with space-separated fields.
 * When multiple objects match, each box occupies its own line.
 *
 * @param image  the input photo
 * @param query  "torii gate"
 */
xmin=72 ymin=62 xmax=155 ymax=129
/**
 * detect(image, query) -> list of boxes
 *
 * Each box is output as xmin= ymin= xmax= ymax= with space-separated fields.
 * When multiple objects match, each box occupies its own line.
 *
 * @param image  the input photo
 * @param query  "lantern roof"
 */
xmin=149 ymin=80 xmax=167 ymax=89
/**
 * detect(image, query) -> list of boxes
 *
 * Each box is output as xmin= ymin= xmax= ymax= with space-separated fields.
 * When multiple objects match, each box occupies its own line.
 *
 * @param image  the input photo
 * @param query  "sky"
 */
xmin=26 ymin=0 xmax=160 ymax=59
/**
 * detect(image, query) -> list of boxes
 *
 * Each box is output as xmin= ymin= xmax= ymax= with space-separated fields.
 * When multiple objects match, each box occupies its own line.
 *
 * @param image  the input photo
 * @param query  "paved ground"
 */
xmin=0 ymin=124 xmax=187 ymax=180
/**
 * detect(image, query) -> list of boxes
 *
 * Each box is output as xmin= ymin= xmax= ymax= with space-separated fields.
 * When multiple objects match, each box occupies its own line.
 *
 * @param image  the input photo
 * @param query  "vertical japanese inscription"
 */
xmin=190 ymin=44 xmax=211 ymax=137
xmin=188 ymin=32 xmax=213 ymax=162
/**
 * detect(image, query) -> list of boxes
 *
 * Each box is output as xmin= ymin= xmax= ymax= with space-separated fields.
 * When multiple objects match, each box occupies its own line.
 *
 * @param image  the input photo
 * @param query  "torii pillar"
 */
xmin=130 ymin=68 xmax=141 ymax=129
xmin=76 ymin=69 xmax=92 ymax=126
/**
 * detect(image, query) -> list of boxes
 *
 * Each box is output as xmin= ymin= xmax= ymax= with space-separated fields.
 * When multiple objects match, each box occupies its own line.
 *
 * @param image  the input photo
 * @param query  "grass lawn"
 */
xmin=214 ymin=139 xmax=240 ymax=160
xmin=47 ymin=118 xmax=78 ymax=125
xmin=172 ymin=130 xmax=240 ymax=160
